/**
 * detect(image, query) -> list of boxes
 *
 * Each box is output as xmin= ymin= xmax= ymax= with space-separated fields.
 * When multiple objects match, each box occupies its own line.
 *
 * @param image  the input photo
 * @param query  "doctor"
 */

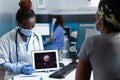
xmin=44 ymin=15 xmax=65 ymax=51
xmin=0 ymin=0 xmax=43 ymax=79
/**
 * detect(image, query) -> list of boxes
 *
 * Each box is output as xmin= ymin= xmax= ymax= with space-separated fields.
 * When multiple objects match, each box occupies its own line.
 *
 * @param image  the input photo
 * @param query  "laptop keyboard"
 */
xmin=49 ymin=62 xmax=78 ymax=79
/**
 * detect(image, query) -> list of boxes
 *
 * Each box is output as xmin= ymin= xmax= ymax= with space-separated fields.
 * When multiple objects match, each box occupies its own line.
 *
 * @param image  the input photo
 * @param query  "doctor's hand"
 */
xmin=21 ymin=64 xmax=35 ymax=75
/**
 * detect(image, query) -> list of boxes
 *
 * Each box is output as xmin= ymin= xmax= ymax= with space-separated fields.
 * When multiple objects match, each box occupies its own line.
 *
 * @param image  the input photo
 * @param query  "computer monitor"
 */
xmin=35 ymin=23 xmax=50 ymax=36
xmin=64 ymin=27 xmax=71 ymax=39
xmin=76 ymin=24 xmax=98 ymax=53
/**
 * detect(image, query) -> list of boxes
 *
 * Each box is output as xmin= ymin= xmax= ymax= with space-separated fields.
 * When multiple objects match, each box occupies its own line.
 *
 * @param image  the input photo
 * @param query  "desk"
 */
xmin=9 ymin=59 xmax=93 ymax=80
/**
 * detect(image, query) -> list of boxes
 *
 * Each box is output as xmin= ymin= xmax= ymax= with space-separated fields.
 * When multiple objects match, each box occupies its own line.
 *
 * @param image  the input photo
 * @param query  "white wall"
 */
xmin=0 ymin=0 xmax=99 ymax=36
xmin=33 ymin=0 xmax=100 ymax=14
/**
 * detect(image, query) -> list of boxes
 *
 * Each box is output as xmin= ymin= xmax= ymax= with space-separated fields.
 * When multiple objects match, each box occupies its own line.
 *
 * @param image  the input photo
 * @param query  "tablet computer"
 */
xmin=32 ymin=50 xmax=59 ymax=71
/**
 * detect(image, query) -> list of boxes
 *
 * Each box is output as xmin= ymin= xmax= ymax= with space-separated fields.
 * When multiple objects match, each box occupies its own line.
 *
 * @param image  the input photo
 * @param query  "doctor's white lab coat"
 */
xmin=0 ymin=28 xmax=44 ymax=80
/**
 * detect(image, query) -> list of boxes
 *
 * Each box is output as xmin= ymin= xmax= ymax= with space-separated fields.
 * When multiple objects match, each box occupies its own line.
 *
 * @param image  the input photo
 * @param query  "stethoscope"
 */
xmin=15 ymin=28 xmax=40 ymax=61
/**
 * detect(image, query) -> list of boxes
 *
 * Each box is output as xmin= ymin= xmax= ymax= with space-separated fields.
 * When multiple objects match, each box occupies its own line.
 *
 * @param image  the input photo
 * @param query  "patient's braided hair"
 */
xmin=16 ymin=0 xmax=35 ymax=24
xmin=98 ymin=0 xmax=120 ymax=32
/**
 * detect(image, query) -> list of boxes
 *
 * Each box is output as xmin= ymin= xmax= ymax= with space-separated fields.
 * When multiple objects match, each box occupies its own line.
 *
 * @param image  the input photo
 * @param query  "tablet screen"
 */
xmin=32 ymin=50 xmax=59 ymax=71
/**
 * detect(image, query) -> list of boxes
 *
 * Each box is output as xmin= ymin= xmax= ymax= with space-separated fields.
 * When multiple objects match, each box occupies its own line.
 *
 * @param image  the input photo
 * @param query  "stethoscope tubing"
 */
xmin=15 ymin=29 xmax=19 ymax=62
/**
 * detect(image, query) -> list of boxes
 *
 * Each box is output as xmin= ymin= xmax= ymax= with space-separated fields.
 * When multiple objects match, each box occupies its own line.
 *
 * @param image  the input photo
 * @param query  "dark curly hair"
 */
xmin=54 ymin=15 xmax=64 ymax=31
xmin=16 ymin=0 xmax=35 ymax=24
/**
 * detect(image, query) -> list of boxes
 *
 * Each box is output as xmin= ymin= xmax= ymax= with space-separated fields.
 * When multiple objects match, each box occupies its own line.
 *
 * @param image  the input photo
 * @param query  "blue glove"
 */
xmin=21 ymin=64 xmax=35 ymax=75
xmin=40 ymin=77 xmax=43 ymax=80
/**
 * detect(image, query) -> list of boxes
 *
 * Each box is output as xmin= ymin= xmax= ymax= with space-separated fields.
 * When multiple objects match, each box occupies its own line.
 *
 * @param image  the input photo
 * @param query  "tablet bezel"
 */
xmin=32 ymin=50 xmax=60 ymax=72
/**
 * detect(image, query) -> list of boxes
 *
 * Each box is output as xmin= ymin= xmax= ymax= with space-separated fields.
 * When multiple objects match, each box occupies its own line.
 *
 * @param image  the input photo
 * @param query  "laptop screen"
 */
xmin=32 ymin=50 xmax=59 ymax=71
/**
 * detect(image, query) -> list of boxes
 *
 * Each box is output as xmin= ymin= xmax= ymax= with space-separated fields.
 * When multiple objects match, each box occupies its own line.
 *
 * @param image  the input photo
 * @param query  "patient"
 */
xmin=44 ymin=15 xmax=65 ymax=51
xmin=76 ymin=0 xmax=120 ymax=80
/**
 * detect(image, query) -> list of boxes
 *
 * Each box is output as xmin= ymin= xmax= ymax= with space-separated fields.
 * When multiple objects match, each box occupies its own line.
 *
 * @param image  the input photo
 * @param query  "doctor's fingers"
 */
xmin=24 ymin=64 xmax=33 ymax=67
xmin=26 ymin=71 xmax=35 ymax=75
xmin=26 ymin=68 xmax=35 ymax=74
xmin=27 ymin=67 xmax=35 ymax=71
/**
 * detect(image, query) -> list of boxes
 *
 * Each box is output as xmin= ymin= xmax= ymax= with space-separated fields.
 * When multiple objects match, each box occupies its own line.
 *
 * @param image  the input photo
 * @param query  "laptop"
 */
xmin=32 ymin=50 xmax=60 ymax=72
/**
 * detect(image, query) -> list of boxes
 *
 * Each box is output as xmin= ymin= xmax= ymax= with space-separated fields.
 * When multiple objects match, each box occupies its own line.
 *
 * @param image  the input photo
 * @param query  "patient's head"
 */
xmin=96 ymin=0 xmax=120 ymax=34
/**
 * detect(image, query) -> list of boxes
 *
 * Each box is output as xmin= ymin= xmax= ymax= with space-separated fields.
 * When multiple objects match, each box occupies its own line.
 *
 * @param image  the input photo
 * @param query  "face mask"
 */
xmin=95 ymin=20 xmax=101 ymax=35
xmin=95 ymin=28 xmax=101 ymax=35
xmin=52 ymin=18 xmax=56 ymax=24
xmin=20 ymin=28 xmax=33 ymax=36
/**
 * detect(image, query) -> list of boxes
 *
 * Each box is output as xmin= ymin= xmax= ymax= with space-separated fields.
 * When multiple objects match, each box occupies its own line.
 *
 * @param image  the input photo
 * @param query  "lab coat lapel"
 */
xmin=16 ymin=32 xmax=29 ymax=62
xmin=28 ymin=32 xmax=40 ymax=52
xmin=17 ymin=32 xmax=26 ymax=52
xmin=28 ymin=33 xmax=35 ymax=53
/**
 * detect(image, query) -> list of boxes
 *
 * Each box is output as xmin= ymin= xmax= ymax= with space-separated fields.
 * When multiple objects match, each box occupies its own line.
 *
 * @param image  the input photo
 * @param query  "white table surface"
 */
xmin=9 ymin=58 xmax=93 ymax=80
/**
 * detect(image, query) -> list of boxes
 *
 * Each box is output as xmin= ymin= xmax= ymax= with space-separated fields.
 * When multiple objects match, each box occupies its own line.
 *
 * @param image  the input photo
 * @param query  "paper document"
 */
xmin=10 ymin=73 xmax=43 ymax=80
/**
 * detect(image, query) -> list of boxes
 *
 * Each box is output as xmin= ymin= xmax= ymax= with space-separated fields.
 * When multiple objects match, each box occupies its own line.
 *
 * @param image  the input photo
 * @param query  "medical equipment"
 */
xmin=35 ymin=23 xmax=50 ymax=36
